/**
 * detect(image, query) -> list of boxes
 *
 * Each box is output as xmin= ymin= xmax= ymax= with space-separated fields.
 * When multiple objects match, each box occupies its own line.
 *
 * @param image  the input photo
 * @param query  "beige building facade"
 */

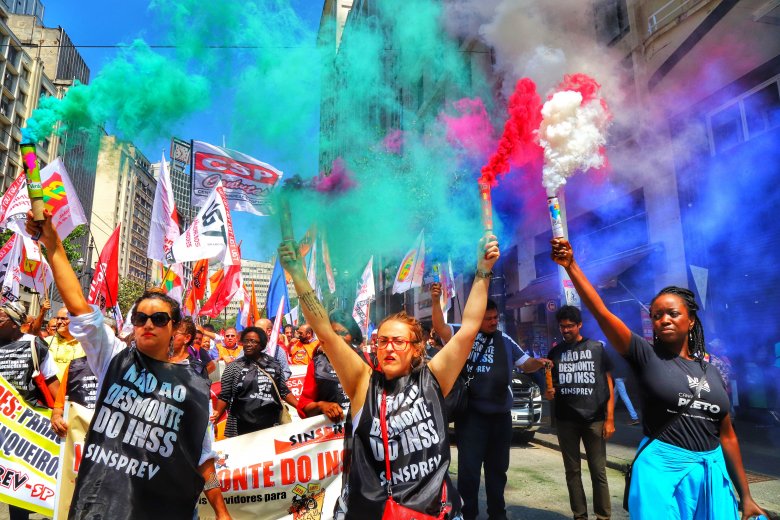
xmin=92 ymin=135 xmax=156 ymax=286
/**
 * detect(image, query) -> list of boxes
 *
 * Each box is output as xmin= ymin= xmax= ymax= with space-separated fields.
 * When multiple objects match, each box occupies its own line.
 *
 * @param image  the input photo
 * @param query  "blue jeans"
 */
xmin=456 ymin=409 xmax=511 ymax=520
xmin=614 ymin=378 xmax=638 ymax=420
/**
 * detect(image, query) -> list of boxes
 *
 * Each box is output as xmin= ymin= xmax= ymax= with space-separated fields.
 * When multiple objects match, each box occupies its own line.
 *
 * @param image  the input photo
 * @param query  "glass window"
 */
xmin=744 ymin=82 xmax=780 ymax=138
xmin=709 ymin=104 xmax=744 ymax=154
xmin=594 ymin=0 xmax=630 ymax=46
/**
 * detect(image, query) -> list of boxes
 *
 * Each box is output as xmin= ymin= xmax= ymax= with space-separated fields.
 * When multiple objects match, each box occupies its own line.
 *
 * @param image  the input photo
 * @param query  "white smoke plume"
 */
xmin=539 ymin=91 xmax=611 ymax=196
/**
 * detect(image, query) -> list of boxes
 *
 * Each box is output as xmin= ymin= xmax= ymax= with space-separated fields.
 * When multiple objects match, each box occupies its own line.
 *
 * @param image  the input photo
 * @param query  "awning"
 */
xmin=506 ymin=244 xmax=657 ymax=309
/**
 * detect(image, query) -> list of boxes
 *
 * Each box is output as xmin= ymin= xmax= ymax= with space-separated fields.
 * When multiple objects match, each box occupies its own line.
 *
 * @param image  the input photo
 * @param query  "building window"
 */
xmin=743 ymin=82 xmax=780 ymax=138
xmin=6 ymin=46 xmax=19 ymax=68
xmin=594 ymin=0 xmax=630 ymax=46
xmin=706 ymin=75 xmax=780 ymax=155
xmin=709 ymin=104 xmax=744 ymax=154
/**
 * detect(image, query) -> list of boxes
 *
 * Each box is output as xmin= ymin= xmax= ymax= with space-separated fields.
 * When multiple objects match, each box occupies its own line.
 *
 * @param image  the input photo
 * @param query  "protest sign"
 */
xmin=0 ymin=375 xmax=60 ymax=516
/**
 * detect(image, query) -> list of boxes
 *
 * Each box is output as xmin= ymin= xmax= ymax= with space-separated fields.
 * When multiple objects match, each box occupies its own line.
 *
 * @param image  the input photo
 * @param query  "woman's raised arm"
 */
xmin=551 ymin=238 xmax=632 ymax=355
xmin=428 ymin=236 xmax=499 ymax=396
xmin=26 ymin=211 xmax=92 ymax=316
xmin=278 ymin=242 xmax=371 ymax=410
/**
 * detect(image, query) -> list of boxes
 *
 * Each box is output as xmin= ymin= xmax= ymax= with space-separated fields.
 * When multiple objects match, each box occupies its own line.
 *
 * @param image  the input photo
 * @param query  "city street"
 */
xmin=451 ymin=442 xmax=630 ymax=520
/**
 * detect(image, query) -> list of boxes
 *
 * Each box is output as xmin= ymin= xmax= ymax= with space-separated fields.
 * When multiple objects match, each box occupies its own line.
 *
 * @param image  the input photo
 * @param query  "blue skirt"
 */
xmin=628 ymin=438 xmax=739 ymax=520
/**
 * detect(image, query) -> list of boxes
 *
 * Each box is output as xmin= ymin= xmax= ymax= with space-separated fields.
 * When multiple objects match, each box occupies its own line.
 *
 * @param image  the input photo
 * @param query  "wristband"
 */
xmin=475 ymin=269 xmax=493 ymax=279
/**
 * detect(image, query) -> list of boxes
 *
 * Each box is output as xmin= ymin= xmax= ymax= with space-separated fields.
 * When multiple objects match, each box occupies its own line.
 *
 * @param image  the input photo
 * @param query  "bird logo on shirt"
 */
xmin=686 ymin=375 xmax=711 ymax=394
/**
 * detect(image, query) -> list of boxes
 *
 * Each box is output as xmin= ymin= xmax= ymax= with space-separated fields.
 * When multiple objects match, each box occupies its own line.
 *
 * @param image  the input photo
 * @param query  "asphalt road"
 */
xmin=450 ymin=441 xmax=630 ymax=520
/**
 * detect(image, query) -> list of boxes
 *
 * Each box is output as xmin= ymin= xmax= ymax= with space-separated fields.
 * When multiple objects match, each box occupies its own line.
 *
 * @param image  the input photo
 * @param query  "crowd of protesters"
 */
xmin=0 ymin=210 xmax=767 ymax=520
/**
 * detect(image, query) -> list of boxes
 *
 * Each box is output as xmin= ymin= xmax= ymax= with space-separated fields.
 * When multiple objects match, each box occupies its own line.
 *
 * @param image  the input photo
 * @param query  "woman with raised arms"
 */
xmin=279 ymin=234 xmax=499 ymax=519
xmin=26 ymin=211 xmax=230 ymax=520
xmin=550 ymin=237 xmax=764 ymax=520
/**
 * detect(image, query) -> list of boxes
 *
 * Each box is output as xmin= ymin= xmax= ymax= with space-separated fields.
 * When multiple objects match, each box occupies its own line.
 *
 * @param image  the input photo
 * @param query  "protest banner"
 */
xmin=192 ymin=141 xmax=283 ymax=216
xmin=286 ymin=365 xmax=308 ymax=400
xmin=53 ymin=401 xmax=92 ymax=520
xmin=198 ymin=415 xmax=344 ymax=520
xmin=0 ymin=375 xmax=60 ymax=516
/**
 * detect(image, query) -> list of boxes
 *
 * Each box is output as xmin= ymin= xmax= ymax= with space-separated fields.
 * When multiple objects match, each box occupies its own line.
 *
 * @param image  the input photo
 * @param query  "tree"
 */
xmin=0 ymin=224 xmax=86 ymax=265
xmin=117 ymin=278 xmax=145 ymax=315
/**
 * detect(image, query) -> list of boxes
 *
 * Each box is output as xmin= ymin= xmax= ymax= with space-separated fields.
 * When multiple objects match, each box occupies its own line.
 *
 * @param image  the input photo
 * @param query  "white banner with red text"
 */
xmin=191 ymin=141 xmax=283 ymax=216
xmin=0 ymin=375 xmax=59 ymax=516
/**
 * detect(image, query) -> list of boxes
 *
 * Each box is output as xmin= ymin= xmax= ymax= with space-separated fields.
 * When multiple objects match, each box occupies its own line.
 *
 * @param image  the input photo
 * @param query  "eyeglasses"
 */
xmin=131 ymin=312 xmax=173 ymax=328
xmin=375 ymin=337 xmax=413 ymax=351
xmin=334 ymin=329 xmax=350 ymax=337
xmin=242 ymin=338 xmax=262 ymax=345
xmin=53 ymin=317 xmax=69 ymax=322
xmin=224 ymin=334 xmax=237 ymax=337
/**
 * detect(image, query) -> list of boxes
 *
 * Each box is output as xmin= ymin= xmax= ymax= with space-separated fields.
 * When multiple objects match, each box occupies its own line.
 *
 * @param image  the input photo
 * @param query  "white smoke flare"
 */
xmin=539 ymin=91 xmax=610 ymax=196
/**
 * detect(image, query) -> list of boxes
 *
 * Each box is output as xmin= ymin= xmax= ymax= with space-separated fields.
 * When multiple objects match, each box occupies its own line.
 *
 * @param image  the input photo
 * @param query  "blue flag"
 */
xmin=267 ymin=257 xmax=290 ymax=320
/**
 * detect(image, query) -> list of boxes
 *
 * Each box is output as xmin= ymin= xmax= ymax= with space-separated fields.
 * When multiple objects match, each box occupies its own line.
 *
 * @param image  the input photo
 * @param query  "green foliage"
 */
xmin=62 ymin=224 xmax=87 ymax=265
xmin=117 ymin=278 xmax=146 ymax=315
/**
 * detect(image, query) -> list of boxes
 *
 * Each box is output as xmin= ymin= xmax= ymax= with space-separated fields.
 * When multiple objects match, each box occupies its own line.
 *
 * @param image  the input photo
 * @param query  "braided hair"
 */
xmin=651 ymin=286 xmax=707 ymax=367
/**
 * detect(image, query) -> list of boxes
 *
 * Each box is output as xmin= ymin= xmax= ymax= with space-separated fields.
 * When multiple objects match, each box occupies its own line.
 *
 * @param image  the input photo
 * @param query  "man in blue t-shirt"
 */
xmin=432 ymin=287 xmax=549 ymax=520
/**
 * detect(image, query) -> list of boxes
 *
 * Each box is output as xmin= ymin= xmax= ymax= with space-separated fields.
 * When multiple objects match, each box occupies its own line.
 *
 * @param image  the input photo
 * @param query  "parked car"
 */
xmin=511 ymin=369 xmax=543 ymax=443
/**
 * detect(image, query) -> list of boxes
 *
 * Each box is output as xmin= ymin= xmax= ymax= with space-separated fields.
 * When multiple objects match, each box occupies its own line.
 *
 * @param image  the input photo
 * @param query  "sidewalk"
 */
xmin=531 ymin=403 xmax=780 ymax=518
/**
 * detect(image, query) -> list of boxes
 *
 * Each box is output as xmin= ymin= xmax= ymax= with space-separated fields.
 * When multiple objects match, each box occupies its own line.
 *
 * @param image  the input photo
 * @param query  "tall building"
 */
xmin=7 ymin=12 xmax=97 ymax=279
xmin=221 ymin=258 xmax=298 ymax=322
xmin=0 ymin=0 xmax=43 ymax=24
xmin=92 ymin=135 xmax=156 ymax=286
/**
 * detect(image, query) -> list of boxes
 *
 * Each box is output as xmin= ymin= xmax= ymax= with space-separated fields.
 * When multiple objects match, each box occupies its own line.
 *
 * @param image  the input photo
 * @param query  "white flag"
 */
xmin=165 ymin=181 xmax=240 ymax=266
xmin=0 ymin=158 xmax=88 ymax=248
xmin=352 ymin=256 xmax=374 ymax=335
xmin=284 ymin=306 xmax=300 ymax=327
xmin=392 ymin=230 xmax=425 ymax=294
xmin=147 ymin=154 xmax=180 ymax=262
xmin=307 ymin=240 xmax=321 ymax=300
xmin=1 ymin=235 xmax=23 ymax=302
xmin=20 ymin=240 xmax=53 ymax=292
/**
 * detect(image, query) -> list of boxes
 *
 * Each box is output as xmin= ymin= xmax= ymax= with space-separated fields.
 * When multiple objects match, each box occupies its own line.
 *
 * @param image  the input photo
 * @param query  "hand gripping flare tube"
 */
xmin=20 ymin=141 xmax=45 ymax=221
xmin=278 ymin=194 xmax=295 ymax=246
xmin=547 ymin=196 xmax=565 ymax=239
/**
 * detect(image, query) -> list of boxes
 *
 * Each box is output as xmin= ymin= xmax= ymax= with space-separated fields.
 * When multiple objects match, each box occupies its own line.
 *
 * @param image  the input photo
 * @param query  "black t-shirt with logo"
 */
xmin=626 ymin=333 xmax=729 ymax=452
xmin=70 ymin=347 xmax=210 ymax=519
xmin=0 ymin=335 xmax=51 ymax=404
xmin=65 ymin=356 xmax=98 ymax=409
xmin=338 ymin=366 xmax=459 ymax=519
xmin=548 ymin=338 xmax=613 ymax=423
xmin=452 ymin=325 xmax=527 ymax=414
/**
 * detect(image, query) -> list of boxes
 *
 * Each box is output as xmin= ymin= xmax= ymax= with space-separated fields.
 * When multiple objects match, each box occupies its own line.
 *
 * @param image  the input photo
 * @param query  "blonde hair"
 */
xmin=378 ymin=311 xmax=425 ymax=365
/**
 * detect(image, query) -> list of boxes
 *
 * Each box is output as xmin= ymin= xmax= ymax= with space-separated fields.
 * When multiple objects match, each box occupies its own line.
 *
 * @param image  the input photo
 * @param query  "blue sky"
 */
xmin=42 ymin=0 xmax=323 ymax=261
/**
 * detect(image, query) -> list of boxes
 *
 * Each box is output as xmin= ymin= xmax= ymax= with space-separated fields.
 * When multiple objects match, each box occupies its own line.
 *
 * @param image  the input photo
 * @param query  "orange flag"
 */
xmin=209 ymin=268 xmax=224 ymax=295
xmin=248 ymin=280 xmax=261 ymax=326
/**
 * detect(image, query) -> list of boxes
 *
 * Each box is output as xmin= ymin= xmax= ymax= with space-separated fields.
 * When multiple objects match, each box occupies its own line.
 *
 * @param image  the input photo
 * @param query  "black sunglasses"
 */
xmin=131 ymin=312 xmax=173 ymax=328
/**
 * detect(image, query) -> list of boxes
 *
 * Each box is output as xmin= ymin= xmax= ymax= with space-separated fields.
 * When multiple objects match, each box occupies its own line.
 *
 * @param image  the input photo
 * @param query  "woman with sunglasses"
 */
xmin=211 ymin=327 xmax=298 ymax=436
xmin=26 ymin=212 xmax=230 ymax=520
xmin=279 ymin=235 xmax=499 ymax=519
xmin=296 ymin=310 xmax=366 ymax=422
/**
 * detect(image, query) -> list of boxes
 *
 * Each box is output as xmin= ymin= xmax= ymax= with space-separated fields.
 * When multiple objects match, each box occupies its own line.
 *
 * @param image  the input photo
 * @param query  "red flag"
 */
xmin=199 ymin=264 xmax=241 ymax=318
xmin=88 ymin=225 xmax=120 ymax=311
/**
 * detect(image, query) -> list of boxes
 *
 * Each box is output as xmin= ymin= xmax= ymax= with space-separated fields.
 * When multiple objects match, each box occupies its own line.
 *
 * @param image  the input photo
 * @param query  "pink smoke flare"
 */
xmin=314 ymin=158 xmax=356 ymax=194
xmin=440 ymin=98 xmax=496 ymax=158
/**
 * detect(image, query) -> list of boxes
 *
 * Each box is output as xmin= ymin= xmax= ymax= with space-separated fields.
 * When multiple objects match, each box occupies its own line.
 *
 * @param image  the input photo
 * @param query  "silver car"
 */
xmin=510 ymin=370 xmax=543 ymax=443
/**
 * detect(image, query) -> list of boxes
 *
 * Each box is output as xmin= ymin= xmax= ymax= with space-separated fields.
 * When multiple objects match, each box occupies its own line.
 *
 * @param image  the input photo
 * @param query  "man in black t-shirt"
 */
xmin=432 ymin=291 xmax=548 ymax=520
xmin=546 ymin=306 xmax=614 ymax=520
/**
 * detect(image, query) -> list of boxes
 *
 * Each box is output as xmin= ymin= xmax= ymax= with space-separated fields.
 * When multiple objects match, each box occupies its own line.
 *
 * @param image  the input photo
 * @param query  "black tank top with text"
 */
xmin=69 ymin=347 xmax=210 ymax=520
xmin=339 ymin=365 xmax=459 ymax=518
